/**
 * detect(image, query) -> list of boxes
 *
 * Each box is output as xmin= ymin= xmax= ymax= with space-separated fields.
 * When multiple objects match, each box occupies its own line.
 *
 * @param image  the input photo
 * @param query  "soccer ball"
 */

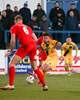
xmin=26 ymin=75 xmax=35 ymax=84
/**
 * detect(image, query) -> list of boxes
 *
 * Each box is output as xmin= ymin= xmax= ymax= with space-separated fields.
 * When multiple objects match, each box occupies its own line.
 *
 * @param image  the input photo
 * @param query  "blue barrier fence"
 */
xmin=4 ymin=30 xmax=80 ymax=48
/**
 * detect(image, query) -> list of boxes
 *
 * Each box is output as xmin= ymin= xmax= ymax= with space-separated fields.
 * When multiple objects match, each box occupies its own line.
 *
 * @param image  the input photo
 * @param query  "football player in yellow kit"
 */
xmin=38 ymin=33 xmax=61 ymax=89
xmin=61 ymin=36 xmax=78 ymax=74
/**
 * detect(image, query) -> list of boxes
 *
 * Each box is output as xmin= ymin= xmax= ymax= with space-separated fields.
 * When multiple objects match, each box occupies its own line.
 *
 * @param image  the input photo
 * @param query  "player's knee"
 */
xmin=42 ymin=64 xmax=50 ymax=72
xmin=44 ymin=65 xmax=51 ymax=72
xmin=9 ymin=62 xmax=15 ymax=67
xmin=40 ymin=65 xmax=46 ymax=72
xmin=40 ymin=66 xmax=44 ymax=71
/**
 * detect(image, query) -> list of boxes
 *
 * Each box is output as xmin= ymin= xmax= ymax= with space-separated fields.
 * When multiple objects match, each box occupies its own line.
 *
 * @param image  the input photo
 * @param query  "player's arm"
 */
xmin=37 ymin=49 xmax=44 ymax=56
xmin=74 ymin=45 xmax=78 ymax=57
xmin=32 ymin=33 xmax=37 ymax=42
xmin=61 ymin=48 xmax=64 ymax=58
xmin=10 ymin=34 xmax=16 ymax=52
xmin=52 ymin=41 xmax=62 ymax=52
xmin=60 ymin=44 xmax=65 ymax=58
xmin=54 ymin=41 xmax=62 ymax=48
xmin=72 ymin=42 xmax=78 ymax=57
xmin=5 ymin=34 xmax=16 ymax=57
xmin=37 ymin=43 xmax=46 ymax=56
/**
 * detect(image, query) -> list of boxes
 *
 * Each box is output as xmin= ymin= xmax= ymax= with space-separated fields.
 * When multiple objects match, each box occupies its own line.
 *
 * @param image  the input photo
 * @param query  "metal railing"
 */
xmin=4 ymin=30 xmax=80 ymax=48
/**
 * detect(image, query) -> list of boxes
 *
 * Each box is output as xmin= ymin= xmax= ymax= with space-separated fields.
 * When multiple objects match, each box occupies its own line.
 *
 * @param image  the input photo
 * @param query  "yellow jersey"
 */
xmin=41 ymin=39 xmax=58 ymax=57
xmin=61 ymin=42 xmax=76 ymax=56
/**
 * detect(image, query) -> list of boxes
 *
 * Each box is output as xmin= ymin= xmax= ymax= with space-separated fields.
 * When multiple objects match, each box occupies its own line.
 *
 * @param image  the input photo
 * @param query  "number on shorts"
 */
xmin=23 ymin=27 xmax=29 ymax=34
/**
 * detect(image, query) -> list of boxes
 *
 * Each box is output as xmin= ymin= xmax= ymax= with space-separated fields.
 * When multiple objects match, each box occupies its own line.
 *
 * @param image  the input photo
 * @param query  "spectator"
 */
xmin=28 ymin=16 xmax=39 ymax=30
xmin=0 ymin=15 xmax=5 ymax=49
xmin=66 ymin=11 xmax=78 ymax=30
xmin=51 ymin=10 xmax=65 ymax=42
xmin=19 ymin=1 xmax=31 ymax=25
xmin=12 ymin=6 xmax=19 ymax=25
xmin=52 ymin=10 xmax=65 ymax=30
xmin=33 ymin=3 xmax=46 ymax=23
xmin=2 ymin=10 xmax=8 ymax=29
xmin=67 ymin=3 xmax=80 ymax=20
xmin=66 ymin=11 xmax=78 ymax=43
xmin=5 ymin=4 xmax=13 ymax=29
xmin=39 ymin=15 xmax=51 ymax=31
xmin=49 ymin=1 xmax=65 ymax=27
xmin=13 ymin=6 xmax=19 ymax=17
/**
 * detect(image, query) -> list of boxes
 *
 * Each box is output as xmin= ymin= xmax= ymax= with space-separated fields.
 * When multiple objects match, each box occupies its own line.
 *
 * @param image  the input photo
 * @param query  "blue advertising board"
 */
xmin=8 ymin=50 xmax=33 ymax=74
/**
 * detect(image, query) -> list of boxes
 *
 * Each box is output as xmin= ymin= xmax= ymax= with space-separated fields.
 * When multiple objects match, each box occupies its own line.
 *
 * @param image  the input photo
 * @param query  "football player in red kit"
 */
xmin=0 ymin=15 xmax=48 ymax=91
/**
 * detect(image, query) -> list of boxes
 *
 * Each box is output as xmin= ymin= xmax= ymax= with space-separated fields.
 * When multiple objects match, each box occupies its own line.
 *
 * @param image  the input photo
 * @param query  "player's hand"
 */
xmin=5 ymin=51 xmax=12 ymax=57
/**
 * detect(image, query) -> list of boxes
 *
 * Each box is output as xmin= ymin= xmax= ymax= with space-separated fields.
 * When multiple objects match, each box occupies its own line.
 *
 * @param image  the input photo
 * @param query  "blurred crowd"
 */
xmin=0 ymin=1 xmax=80 ymax=49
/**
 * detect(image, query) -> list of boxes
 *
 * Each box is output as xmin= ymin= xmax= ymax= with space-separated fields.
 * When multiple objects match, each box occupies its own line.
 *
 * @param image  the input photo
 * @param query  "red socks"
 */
xmin=9 ymin=66 xmax=15 ymax=85
xmin=34 ymin=69 xmax=45 ymax=87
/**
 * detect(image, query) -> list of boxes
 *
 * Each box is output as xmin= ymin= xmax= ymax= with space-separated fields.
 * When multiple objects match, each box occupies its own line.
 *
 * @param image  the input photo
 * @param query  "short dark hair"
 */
xmin=15 ymin=15 xmax=23 ymax=21
xmin=42 ymin=14 xmax=46 ymax=17
xmin=55 ymin=1 xmax=59 ymax=5
xmin=37 ymin=3 xmax=41 ymax=6
xmin=14 ymin=6 xmax=18 ymax=8
xmin=6 ymin=4 xmax=10 ymax=7
xmin=42 ymin=33 xmax=50 ymax=36
xmin=71 ymin=3 xmax=75 ymax=6
xmin=69 ymin=10 xmax=74 ymax=13
xmin=66 ymin=36 xmax=71 ymax=39
xmin=2 ymin=10 xmax=6 ymax=12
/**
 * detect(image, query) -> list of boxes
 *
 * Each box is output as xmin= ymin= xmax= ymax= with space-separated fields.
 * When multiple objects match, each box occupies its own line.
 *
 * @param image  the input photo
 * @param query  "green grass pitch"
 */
xmin=0 ymin=74 xmax=80 ymax=100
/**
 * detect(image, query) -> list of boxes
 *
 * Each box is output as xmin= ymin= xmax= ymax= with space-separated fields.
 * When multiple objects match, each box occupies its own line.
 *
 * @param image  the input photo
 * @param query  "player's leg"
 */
xmin=69 ymin=57 xmax=73 ymax=72
xmin=28 ymin=61 xmax=43 ymax=79
xmin=65 ymin=64 xmax=70 ymax=72
xmin=0 ymin=54 xmax=22 ymax=90
xmin=37 ymin=64 xmax=47 ymax=85
xmin=38 ymin=57 xmax=58 ymax=89
xmin=30 ymin=61 xmax=46 ymax=86
xmin=37 ymin=57 xmax=51 ymax=81
xmin=0 ymin=46 xmax=28 ymax=90
xmin=29 ymin=48 xmax=48 ymax=90
xmin=40 ymin=64 xmax=50 ymax=79
xmin=39 ymin=51 xmax=47 ymax=69
xmin=64 ymin=57 xmax=70 ymax=72
xmin=28 ymin=52 xmax=46 ymax=82
xmin=9 ymin=55 xmax=22 ymax=86
xmin=39 ymin=56 xmax=54 ymax=79
xmin=39 ymin=56 xmax=57 ymax=79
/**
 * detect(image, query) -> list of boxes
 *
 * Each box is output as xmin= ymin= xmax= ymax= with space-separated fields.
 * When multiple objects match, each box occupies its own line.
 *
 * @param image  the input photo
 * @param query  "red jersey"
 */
xmin=36 ymin=36 xmax=52 ymax=51
xmin=10 ymin=23 xmax=35 ymax=46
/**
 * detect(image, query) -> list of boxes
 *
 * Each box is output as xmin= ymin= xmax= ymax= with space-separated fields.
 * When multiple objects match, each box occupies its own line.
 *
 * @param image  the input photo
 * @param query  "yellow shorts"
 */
xmin=64 ymin=56 xmax=73 ymax=65
xmin=43 ymin=56 xmax=58 ymax=70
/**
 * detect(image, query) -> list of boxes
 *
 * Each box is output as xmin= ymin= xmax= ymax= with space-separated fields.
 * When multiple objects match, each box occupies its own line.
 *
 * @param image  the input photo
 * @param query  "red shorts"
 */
xmin=15 ymin=44 xmax=37 ymax=61
xmin=39 ymin=51 xmax=47 ymax=61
